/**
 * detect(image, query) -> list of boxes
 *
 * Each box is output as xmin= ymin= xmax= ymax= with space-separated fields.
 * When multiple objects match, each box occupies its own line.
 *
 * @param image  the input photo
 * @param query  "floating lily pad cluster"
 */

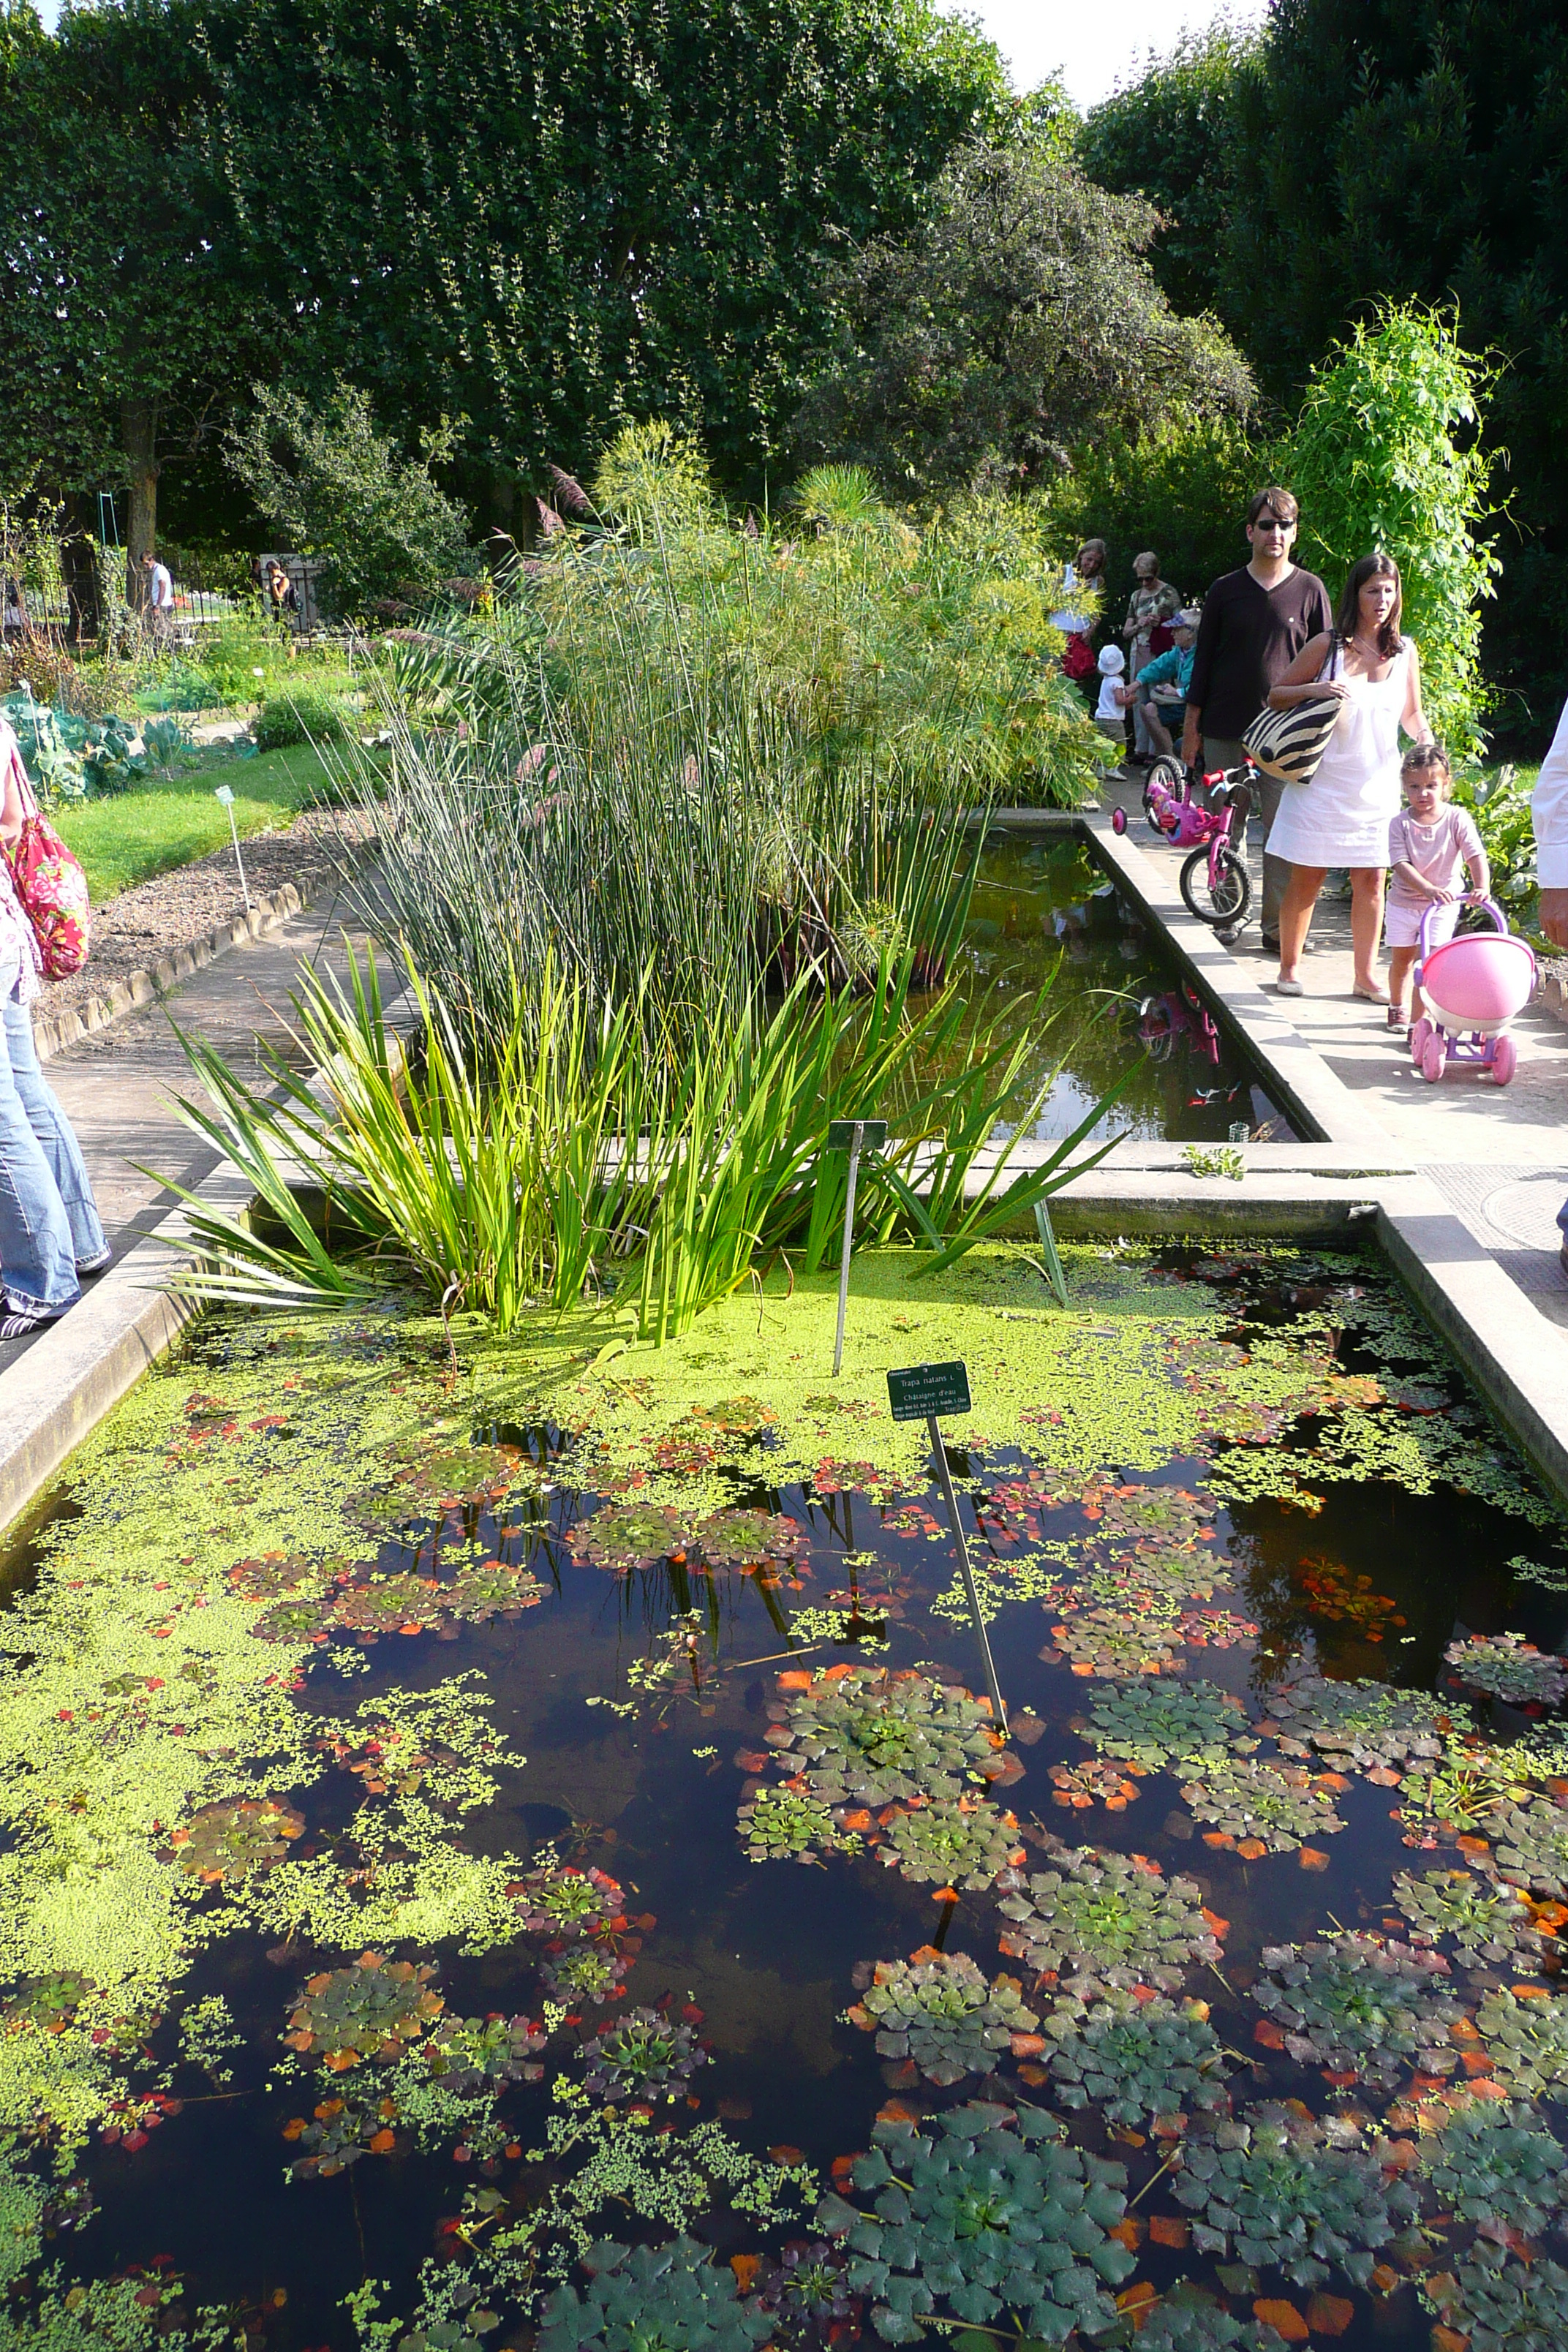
xmin=878 ymin=1798 xmax=1024 ymax=1891
xmin=817 ymin=2100 xmax=1136 ymax=2346
xmin=247 ymin=1559 xmax=544 ymax=1646
xmin=568 ymin=1502 xmax=806 ymax=1579
xmin=578 ymin=2003 xmax=709 ymax=2103
xmin=760 ymin=1667 xmax=1008 ymax=1809
xmin=1168 ymin=2103 xmax=1422 ymax=2288
xmin=1039 ymin=1604 xmax=1184 ymax=1678
xmin=753 ymin=2241 xmax=858 ymax=2349
xmin=165 ymin=1795 xmax=304 ymax=1886
xmin=283 ymin=1954 xmax=444 ymax=2069
xmin=1082 ymin=1482 xmax=1215 ymax=1548
xmin=282 ymin=2089 xmax=399 ymax=2179
xmin=1425 ymin=2244 xmax=1568 ymax=2352
xmin=1392 ymin=1870 xmax=1543 ymax=1967
xmin=424 ymin=2013 xmax=547 ymax=2092
xmin=539 ymin=2237 xmax=771 ymax=2352
xmin=1261 ymin=1676 xmax=1452 ymax=1771
xmin=1398 ymin=1746 xmax=1526 ymax=1839
xmin=1490 ymin=1798 xmax=1568 ymax=1896
xmin=995 ymin=1843 xmax=1223 ymax=1991
xmin=1085 ymin=1683 xmax=1256 ymax=1773
xmin=1047 ymin=1758 xmax=1146 ymax=1812
xmin=1085 ymin=1545 xmax=1237 ymax=1607
xmin=1251 ymin=1937 xmax=1463 ymax=2087
xmin=385 ymin=1428 xmax=532 ymax=1507
xmin=508 ymin=1865 xmax=625 ymax=1941
xmin=540 ymin=1945 xmax=631 ymax=2007
xmin=1475 ymin=1988 xmax=1568 ymax=2095
xmin=1039 ymin=1989 xmax=1233 ymax=2125
xmin=1444 ymin=1634 xmax=1568 ymax=1708
xmin=1136 ymin=2287 xmax=1292 ymax=2352
xmin=1179 ymin=1759 xmax=1346 ymax=1855
xmin=737 ymin=1784 xmax=859 ymax=1865
xmin=227 ymin=1551 xmax=327 ymax=1600
xmin=1420 ymin=2100 xmax=1568 ymax=2236
xmin=845 ymin=1949 xmax=1037 ymax=2086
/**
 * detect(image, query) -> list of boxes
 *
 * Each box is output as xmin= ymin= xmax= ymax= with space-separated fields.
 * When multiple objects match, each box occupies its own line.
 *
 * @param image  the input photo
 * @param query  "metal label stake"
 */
xmin=886 ymin=1360 xmax=1007 ymax=1733
xmin=213 ymin=784 xmax=252 ymax=913
xmin=826 ymin=1117 xmax=886 ymax=1376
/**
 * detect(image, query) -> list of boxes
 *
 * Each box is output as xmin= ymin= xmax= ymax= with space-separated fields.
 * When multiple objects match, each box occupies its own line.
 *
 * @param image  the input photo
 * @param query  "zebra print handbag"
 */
xmin=1241 ymin=636 xmax=1342 ymax=784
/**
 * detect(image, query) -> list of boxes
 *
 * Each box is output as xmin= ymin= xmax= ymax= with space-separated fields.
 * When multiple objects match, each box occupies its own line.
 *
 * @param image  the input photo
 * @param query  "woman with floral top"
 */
xmin=0 ymin=719 xmax=108 ymax=1338
xmin=1122 ymin=553 xmax=1183 ymax=765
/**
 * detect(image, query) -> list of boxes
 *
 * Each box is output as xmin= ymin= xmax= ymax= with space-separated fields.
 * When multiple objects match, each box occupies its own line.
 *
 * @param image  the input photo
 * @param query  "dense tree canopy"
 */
xmin=793 ymin=139 xmax=1254 ymax=495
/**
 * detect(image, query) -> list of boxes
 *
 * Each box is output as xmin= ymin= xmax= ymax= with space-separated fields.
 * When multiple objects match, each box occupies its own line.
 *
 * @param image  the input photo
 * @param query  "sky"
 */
xmin=949 ymin=0 xmax=1266 ymax=111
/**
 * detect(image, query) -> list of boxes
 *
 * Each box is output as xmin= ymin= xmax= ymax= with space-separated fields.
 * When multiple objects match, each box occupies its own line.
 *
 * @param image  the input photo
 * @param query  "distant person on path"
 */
xmin=1529 ymin=712 xmax=1568 ymax=1273
xmin=1121 ymin=552 xmax=1182 ymax=765
xmin=266 ymin=560 xmax=298 ymax=622
xmin=1384 ymin=744 xmax=1488 ymax=1030
xmin=140 ymin=549 xmax=175 ymax=647
xmin=1182 ymin=489 xmax=1333 ymax=953
xmin=1120 ymin=608 xmax=1201 ymax=761
xmin=1051 ymin=538 xmax=1107 ymax=693
xmin=1262 ymin=552 xmax=1433 ymax=1001
xmin=0 ymin=718 xmax=109 ymax=1339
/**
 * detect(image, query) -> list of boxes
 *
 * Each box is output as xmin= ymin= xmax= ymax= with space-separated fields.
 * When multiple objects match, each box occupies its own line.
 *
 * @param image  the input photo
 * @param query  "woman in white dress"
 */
xmin=1262 ymin=552 xmax=1432 ymax=1000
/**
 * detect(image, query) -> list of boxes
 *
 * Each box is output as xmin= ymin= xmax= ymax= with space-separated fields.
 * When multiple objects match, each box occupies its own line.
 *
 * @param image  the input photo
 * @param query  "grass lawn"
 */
xmin=53 ymin=745 xmax=338 ymax=903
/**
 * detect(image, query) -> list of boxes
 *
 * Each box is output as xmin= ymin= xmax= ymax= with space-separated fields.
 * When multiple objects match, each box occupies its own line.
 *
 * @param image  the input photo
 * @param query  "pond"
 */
xmin=967 ymin=834 xmax=1300 ymax=1147
xmin=2 ymin=1243 xmax=1567 ymax=2352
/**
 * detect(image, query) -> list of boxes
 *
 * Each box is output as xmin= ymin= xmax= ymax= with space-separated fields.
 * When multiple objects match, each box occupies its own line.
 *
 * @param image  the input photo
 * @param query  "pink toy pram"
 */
xmin=1409 ymin=897 xmax=1536 ymax=1086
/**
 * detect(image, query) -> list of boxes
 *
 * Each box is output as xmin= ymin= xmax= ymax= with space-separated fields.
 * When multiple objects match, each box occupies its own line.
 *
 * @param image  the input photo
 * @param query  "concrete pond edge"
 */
xmin=0 ymin=816 xmax=1565 ymax=1534
xmin=32 ymin=881 xmax=308 ymax=1064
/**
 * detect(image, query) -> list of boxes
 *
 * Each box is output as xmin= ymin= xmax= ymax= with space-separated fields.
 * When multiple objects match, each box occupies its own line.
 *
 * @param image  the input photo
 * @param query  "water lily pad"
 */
xmin=282 ymin=2088 xmax=399 ymax=2179
xmin=845 ymin=1950 xmax=1037 ymax=2087
xmin=1262 ymin=1676 xmax=1453 ymax=1770
xmin=1179 ymin=1760 xmax=1346 ymax=1855
xmin=1168 ymin=2102 xmax=1420 ymax=2290
xmin=509 ymin=1865 xmax=626 ymax=1940
xmin=1250 ymin=1936 xmax=1463 ymax=2088
xmin=423 ymin=2012 xmax=547 ymax=2091
xmin=1085 ymin=1683 xmax=1255 ymax=1773
xmin=738 ymin=1784 xmax=860 ymax=1864
xmin=878 ymin=1799 xmax=1022 ymax=1891
xmin=996 ymin=1842 xmax=1222 ymax=1991
xmin=1444 ymin=1634 xmax=1568 ymax=1709
xmin=579 ymin=2004 xmax=709 ymax=2103
xmin=568 ymin=1504 xmax=690 ymax=1572
xmin=1040 ymin=1604 xmax=1185 ymax=1678
xmin=1039 ymin=1989 xmax=1233 ymax=2125
xmin=165 ymin=1795 xmax=304 ymax=1886
xmin=538 ymin=2237 xmax=771 ymax=2352
xmin=763 ymin=1667 xmax=1007 ymax=1809
xmin=283 ymin=1953 xmax=444 ymax=2068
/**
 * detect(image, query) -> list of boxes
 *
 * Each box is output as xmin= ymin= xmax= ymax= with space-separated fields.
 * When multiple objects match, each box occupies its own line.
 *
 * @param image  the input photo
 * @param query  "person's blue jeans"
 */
xmin=0 ymin=966 xmax=106 ymax=1315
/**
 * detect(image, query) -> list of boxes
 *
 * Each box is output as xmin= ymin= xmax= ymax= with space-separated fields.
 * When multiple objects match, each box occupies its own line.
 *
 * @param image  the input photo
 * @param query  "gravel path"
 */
xmin=45 ymin=810 xmax=364 ymax=1017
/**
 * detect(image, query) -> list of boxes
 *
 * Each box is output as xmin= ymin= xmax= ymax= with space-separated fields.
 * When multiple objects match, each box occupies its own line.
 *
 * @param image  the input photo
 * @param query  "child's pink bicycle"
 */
xmin=1112 ymin=756 xmax=1254 ymax=929
xmin=1409 ymin=897 xmax=1536 ymax=1086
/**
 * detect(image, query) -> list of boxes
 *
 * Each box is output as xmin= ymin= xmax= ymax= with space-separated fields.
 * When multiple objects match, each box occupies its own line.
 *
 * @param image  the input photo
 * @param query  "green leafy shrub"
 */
xmin=252 ymin=688 xmax=350 ymax=750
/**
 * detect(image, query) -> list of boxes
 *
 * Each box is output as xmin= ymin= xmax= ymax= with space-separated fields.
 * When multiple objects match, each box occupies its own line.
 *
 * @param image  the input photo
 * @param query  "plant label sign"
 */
xmin=886 ymin=1360 xmax=971 ymax=1422
xmin=826 ymin=1118 xmax=888 ymax=1151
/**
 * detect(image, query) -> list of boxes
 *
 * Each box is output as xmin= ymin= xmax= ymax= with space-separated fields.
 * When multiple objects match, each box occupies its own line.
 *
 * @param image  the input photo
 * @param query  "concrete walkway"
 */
xmin=1099 ymin=764 xmax=1568 ymax=1326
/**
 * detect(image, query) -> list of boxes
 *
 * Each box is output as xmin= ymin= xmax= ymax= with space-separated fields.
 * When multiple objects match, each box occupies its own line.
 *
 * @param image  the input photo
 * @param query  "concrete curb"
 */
xmin=32 ymin=881 xmax=307 ymax=1064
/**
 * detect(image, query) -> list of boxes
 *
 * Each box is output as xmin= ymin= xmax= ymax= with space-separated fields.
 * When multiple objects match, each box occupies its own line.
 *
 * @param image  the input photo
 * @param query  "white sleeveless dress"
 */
xmin=1264 ymin=643 xmax=1411 ymax=869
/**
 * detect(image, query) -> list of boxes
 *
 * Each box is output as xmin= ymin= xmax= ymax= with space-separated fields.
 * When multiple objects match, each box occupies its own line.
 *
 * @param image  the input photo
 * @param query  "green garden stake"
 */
xmin=886 ymin=1360 xmax=1007 ymax=1733
xmin=1033 ymin=1199 xmax=1068 ymax=1308
xmin=213 ymin=784 xmax=252 ymax=913
xmin=826 ymin=1117 xmax=886 ymax=1376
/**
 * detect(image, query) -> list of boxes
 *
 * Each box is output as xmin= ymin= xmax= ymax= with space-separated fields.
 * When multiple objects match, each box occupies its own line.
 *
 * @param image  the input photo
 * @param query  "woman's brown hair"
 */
xmin=1335 ymin=552 xmax=1403 ymax=658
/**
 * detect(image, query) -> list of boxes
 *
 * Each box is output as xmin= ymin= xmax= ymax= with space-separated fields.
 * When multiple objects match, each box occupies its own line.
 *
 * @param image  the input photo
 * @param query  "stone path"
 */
xmin=1100 ymin=764 xmax=1568 ymax=1326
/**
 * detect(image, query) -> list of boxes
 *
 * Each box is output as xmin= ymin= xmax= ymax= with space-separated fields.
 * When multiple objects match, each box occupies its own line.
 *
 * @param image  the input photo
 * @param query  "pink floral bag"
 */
xmin=1 ymin=728 xmax=91 ymax=977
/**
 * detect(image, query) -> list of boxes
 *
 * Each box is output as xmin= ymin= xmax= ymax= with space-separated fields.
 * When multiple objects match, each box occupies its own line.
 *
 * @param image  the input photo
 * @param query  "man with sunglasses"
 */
xmin=1183 ymin=489 xmax=1333 ymax=951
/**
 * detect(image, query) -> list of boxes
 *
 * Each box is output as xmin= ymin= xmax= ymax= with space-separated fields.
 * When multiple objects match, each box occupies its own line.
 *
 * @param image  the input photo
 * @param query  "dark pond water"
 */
xmin=966 ymin=832 xmax=1300 ymax=1145
xmin=7 ymin=1243 xmax=1567 ymax=2352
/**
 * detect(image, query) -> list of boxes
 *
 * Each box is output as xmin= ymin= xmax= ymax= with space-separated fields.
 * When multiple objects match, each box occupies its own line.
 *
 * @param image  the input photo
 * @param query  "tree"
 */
xmin=792 ymin=138 xmax=1254 ymax=496
xmin=227 ymin=383 xmax=471 ymax=613
xmin=1078 ymin=22 xmax=1257 ymax=323
xmin=1286 ymin=304 xmax=1499 ymax=761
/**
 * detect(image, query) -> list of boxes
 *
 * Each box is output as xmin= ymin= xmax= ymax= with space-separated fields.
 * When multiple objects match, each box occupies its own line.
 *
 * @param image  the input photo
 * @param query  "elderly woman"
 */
xmin=1121 ymin=554 xmax=1183 ymax=764
xmin=1263 ymin=552 xmax=1432 ymax=1002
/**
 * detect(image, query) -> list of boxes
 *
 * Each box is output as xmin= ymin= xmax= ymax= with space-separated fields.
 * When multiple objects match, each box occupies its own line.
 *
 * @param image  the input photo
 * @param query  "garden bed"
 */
xmin=1 ymin=1242 xmax=1565 ymax=2347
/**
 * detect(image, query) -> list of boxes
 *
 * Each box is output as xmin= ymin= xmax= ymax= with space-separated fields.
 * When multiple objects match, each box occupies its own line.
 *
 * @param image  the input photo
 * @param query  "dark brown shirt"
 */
xmin=1186 ymin=565 xmax=1333 ymax=739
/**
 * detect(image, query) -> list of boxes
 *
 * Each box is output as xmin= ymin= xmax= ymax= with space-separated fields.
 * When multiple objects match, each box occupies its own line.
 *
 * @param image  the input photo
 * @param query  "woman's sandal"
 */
xmin=1353 ymin=982 xmax=1391 ymax=1004
xmin=1277 ymin=976 xmax=1305 ymax=997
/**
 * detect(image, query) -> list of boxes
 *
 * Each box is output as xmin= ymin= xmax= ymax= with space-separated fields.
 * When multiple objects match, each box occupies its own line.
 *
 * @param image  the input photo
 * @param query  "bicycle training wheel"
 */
xmin=1143 ymin=755 xmax=1184 ymax=831
xmin=1180 ymin=843 xmax=1251 ymax=926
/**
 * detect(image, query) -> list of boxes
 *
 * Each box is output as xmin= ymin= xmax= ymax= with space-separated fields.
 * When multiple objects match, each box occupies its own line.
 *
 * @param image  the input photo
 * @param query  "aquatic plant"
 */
xmin=568 ymin=1505 xmax=696 ymax=1573
xmin=1392 ymin=1869 xmax=1543 ymax=1966
xmin=844 ymin=1948 xmax=1037 ymax=2086
xmin=540 ymin=1945 xmax=630 ymax=2006
xmin=753 ymin=2240 xmax=859 ymax=2350
xmin=538 ymin=2236 xmax=772 ymax=2352
xmin=579 ymin=2005 xmax=709 ymax=2103
xmin=1047 ymin=1757 xmax=1146 ymax=1812
xmin=227 ymin=1550 xmax=323 ymax=1599
xmin=441 ymin=1560 xmax=548 ymax=1623
xmin=1085 ymin=1682 xmax=1255 ymax=1772
xmin=1082 ymin=1482 xmax=1215 ymax=1548
xmin=688 ymin=1510 xmax=810 ymax=1578
xmin=1292 ymin=1558 xmax=1407 ymax=1641
xmin=817 ymin=2100 xmax=1136 ymax=2345
xmin=1420 ymin=2100 xmax=1568 ymax=2235
xmin=1039 ymin=1604 xmax=1184 ymax=1677
xmin=878 ymin=1798 xmax=1024 ymax=1890
xmin=737 ymin=1785 xmax=860 ymax=1865
xmin=282 ymin=2087 xmax=399 ymax=2179
xmin=1178 ymin=1759 xmax=1348 ymax=1855
xmin=1039 ymin=1989 xmax=1233 ymax=2125
xmin=1474 ymin=1987 xmax=1568 ymax=2095
xmin=385 ymin=1427 xmax=531 ymax=1507
xmin=283 ymin=1953 xmax=445 ymax=2068
xmin=1398 ymin=1745 xmax=1526 ymax=1837
xmin=424 ymin=2012 xmax=548 ymax=2092
xmin=1262 ymin=1675 xmax=1452 ymax=1770
xmin=1250 ymin=1936 xmax=1464 ymax=2087
xmin=1424 ymin=2244 xmax=1568 ymax=2352
xmin=508 ymin=1866 xmax=626 ymax=1940
xmin=1168 ymin=2102 xmax=1421 ymax=2287
xmin=762 ymin=1667 xmax=1007 ymax=1808
xmin=995 ymin=1844 xmax=1223 ymax=1990
xmin=331 ymin=1572 xmax=448 ymax=1642
xmin=1490 ymin=1796 xmax=1568 ymax=1895
xmin=1444 ymin=1633 xmax=1568 ymax=1708
xmin=1134 ymin=2287 xmax=1292 ymax=2352
xmin=165 ymin=1795 xmax=305 ymax=1886
xmin=1085 ymin=1545 xmax=1237 ymax=1607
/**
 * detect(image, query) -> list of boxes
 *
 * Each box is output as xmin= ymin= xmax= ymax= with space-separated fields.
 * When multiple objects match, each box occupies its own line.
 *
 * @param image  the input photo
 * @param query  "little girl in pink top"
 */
xmin=1385 ymin=743 xmax=1489 ymax=1030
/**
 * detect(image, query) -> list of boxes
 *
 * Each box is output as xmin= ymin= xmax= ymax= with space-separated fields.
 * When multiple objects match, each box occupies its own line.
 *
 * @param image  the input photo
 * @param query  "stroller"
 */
xmin=1410 ymin=898 xmax=1536 ymax=1086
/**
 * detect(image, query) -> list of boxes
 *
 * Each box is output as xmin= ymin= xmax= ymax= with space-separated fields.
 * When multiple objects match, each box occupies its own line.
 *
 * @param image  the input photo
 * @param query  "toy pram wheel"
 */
xmin=1490 ymin=1035 xmax=1517 ymax=1087
xmin=1112 ymin=805 xmax=1128 ymax=835
xmin=1420 ymin=1033 xmax=1447 ymax=1083
xmin=1410 ymin=1017 xmax=1432 ymax=1064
